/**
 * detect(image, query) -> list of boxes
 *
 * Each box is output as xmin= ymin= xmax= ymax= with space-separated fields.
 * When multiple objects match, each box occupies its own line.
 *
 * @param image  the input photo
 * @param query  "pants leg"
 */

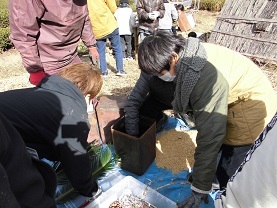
xmin=216 ymin=144 xmax=252 ymax=189
xmin=120 ymin=35 xmax=126 ymax=58
xmin=96 ymin=39 xmax=107 ymax=74
xmin=109 ymin=28 xmax=124 ymax=72
xmin=125 ymin=35 xmax=132 ymax=57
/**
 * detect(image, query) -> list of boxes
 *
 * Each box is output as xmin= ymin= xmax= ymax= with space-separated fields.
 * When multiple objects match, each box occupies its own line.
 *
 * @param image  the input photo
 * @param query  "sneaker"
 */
xmin=116 ymin=70 xmax=127 ymax=76
xmin=126 ymin=56 xmax=134 ymax=61
xmin=101 ymin=72 xmax=108 ymax=78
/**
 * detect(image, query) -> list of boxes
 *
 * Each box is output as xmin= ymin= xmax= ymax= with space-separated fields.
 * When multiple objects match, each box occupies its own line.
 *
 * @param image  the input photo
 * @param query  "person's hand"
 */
xmin=89 ymin=46 xmax=100 ymax=68
xmin=148 ymin=13 xmax=156 ymax=20
xmin=177 ymin=191 xmax=209 ymax=208
xmin=29 ymin=70 xmax=46 ymax=86
xmin=152 ymin=11 xmax=160 ymax=18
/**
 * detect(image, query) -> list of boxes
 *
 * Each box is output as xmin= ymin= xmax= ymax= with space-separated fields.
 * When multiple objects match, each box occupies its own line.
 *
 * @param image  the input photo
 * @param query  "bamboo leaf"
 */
xmin=55 ymin=144 xmax=114 ymax=204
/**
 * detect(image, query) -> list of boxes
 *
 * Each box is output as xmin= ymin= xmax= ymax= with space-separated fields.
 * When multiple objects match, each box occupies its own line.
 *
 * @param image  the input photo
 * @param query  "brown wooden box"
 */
xmin=112 ymin=116 xmax=156 ymax=176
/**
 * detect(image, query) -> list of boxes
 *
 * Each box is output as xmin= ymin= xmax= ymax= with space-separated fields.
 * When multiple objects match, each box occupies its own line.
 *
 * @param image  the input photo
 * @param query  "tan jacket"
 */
xmin=188 ymin=43 xmax=276 ymax=193
xmin=203 ymin=43 xmax=277 ymax=145
xmin=88 ymin=0 xmax=118 ymax=39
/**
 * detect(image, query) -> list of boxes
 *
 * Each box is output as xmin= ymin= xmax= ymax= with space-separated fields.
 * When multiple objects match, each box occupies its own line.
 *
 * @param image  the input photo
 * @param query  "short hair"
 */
xmin=57 ymin=63 xmax=103 ymax=100
xmin=138 ymin=31 xmax=186 ymax=75
xmin=175 ymin=4 xmax=184 ymax=11
xmin=188 ymin=31 xmax=197 ymax=38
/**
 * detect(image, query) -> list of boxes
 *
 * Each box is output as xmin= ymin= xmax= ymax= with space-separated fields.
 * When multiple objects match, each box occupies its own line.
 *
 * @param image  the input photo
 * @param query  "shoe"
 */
xmin=156 ymin=113 xmax=168 ymax=133
xmin=101 ymin=72 xmax=108 ymax=78
xmin=116 ymin=70 xmax=127 ymax=76
xmin=126 ymin=56 xmax=134 ymax=61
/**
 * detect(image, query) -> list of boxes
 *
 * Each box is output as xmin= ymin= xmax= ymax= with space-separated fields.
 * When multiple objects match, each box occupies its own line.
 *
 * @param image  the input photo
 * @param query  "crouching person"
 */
xmin=135 ymin=31 xmax=277 ymax=207
xmin=0 ymin=63 xmax=103 ymax=200
xmin=0 ymin=112 xmax=57 ymax=207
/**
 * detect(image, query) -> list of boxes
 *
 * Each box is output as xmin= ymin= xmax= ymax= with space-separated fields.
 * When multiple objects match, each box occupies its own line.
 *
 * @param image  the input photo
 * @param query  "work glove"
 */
xmin=152 ymin=11 xmax=160 ymax=18
xmin=148 ymin=13 xmax=156 ymax=20
xmin=177 ymin=191 xmax=209 ymax=208
xmin=29 ymin=70 xmax=46 ymax=86
xmin=89 ymin=46 xmax=100 ymax=68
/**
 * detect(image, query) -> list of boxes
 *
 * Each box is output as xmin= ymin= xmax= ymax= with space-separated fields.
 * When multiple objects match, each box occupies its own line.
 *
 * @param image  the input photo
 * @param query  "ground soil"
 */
xmin=0 ymin=10 xmax=275 ymax=93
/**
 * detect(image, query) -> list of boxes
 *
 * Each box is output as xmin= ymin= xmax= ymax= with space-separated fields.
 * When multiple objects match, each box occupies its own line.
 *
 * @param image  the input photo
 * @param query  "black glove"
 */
xmin=177 ymin=191 xmax=209 ymax=208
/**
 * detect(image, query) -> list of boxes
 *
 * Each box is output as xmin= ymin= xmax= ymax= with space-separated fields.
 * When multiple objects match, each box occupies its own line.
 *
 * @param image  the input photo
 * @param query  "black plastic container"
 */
xmin=112 ymin=116 xmax=156 ymax=176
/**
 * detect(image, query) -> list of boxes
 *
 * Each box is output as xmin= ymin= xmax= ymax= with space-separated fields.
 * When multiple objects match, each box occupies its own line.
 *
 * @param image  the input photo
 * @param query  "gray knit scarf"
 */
xmin=172 ymin=38 xmax=207 ymax=114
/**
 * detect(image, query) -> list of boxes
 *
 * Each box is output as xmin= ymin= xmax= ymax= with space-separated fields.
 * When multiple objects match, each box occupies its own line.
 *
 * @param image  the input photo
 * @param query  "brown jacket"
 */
xmin=137 ymin=0 xmax=165 ymax=32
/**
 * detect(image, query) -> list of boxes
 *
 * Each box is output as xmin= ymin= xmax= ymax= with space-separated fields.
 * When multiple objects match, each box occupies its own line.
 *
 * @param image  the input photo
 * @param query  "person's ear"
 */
xmin=169 ymin=52 xmax=179 ymax=75
xmin=172 ymin=52 xmax=179 ymax=63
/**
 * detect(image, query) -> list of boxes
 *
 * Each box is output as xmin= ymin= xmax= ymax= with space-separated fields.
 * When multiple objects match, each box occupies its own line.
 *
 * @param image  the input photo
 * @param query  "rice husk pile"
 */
xmin=155 ymin=129 xmax=198 ymax=174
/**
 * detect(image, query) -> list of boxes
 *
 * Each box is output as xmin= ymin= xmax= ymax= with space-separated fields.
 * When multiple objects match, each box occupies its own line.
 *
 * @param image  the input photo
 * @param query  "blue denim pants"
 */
xmin=96 ymin=28 xmax=124 ymax=73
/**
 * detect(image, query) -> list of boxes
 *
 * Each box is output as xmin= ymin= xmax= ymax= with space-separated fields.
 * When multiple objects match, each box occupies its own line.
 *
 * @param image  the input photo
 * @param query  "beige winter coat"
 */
xmin=204 ymin=43 xmax=277 ymax=146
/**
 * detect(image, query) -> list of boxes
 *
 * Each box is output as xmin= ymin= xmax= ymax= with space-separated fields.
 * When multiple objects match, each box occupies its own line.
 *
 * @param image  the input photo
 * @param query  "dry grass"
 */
xmin=0 ymin=10 xmax=275 ymax=93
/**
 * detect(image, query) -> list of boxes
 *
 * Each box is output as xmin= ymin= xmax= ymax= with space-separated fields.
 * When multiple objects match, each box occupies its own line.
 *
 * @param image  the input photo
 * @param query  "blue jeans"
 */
xmin=96 ymin=28 xmax=124 ymax=73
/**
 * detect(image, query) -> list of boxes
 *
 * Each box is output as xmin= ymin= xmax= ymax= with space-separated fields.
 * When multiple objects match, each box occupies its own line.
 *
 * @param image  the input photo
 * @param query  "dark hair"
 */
xmin=175 ymin=4 xmax=184 ymax=11
xmin=138 ymin=31 xmax=186 ymax=75
xmin=188 ymin=31 xmax=197 ymax=38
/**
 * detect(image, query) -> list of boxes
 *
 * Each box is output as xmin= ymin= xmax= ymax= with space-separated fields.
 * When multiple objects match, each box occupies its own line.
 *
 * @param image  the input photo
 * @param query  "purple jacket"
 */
xmin=8 ymin=0 xmax=96 ymax=74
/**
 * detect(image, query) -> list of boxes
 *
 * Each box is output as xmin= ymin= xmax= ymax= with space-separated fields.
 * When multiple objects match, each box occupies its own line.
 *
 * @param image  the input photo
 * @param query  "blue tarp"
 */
xmin=57 ymin=116 xmax=217 ymax=208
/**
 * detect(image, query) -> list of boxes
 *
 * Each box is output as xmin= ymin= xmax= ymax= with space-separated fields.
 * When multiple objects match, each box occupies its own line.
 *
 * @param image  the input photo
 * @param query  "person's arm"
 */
xmin=81 ymin=7 xmax=97 ymax=48
xmin=137 ymin=0 xmax=150 ymax=20
xmin=58 ymin=120 xmax=96 ymax=197
xmin=8 ymin=0 xmax=45 ymax=74
xmin=178 ymin=69 xmax=229 ymax=207
xmin=157 ymin=0 xmax=165 ymax=19
xmin=81 ymin=7 xmax=99 ymax=62
xmin=130 ymin=10 xmax=136 ymax=28
xmin=171 ymin=5 xmax=179 ymax=22
xmin=106 ymin=0 xmax=118 ymax=14
xmin=124 ymin=72 xmax=151 ymax=136
xmin=190 ymin=70 xmax=229 ymax=193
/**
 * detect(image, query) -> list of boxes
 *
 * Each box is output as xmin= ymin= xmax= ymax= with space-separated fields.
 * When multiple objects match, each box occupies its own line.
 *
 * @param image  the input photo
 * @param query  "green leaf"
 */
xmin=55 ymin=144 xmax=115 ymax=204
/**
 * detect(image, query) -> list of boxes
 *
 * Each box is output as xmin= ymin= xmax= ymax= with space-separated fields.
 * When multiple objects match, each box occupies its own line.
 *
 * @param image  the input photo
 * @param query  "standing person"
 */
xmin=135 ymin=31 xmax=277 ymax=207
xmin=8 ymin=0 xmax=99 ymax=86
xmin=175 ymin=4 xmax=191 ymax=33
xmin=114 ymin=0 xmax=136 ymax=60
xmin=158 ymin=0 xmax=178 ymax=33
xmin=136 ymin=0 xmax=165 ymax=43
xmin=0 ymin=113 xmax=57 ymax=208
xmin=88 ymin=0 xmax=127 ymax=77
xmin=0 ymin=63 xmax=103 ymax=200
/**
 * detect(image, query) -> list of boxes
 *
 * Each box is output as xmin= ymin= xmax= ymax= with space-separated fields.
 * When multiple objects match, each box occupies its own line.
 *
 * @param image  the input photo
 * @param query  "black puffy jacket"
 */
xmin=124 ymin=72 xmax=175 ymax=136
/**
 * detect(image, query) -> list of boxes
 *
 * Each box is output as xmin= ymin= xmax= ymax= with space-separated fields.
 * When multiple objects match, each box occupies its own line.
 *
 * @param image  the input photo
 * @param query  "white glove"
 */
xmin=148 ymin=13 xmax=156 ymax=20
xmin=152 ymin=11 xmax=160 ymax=18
